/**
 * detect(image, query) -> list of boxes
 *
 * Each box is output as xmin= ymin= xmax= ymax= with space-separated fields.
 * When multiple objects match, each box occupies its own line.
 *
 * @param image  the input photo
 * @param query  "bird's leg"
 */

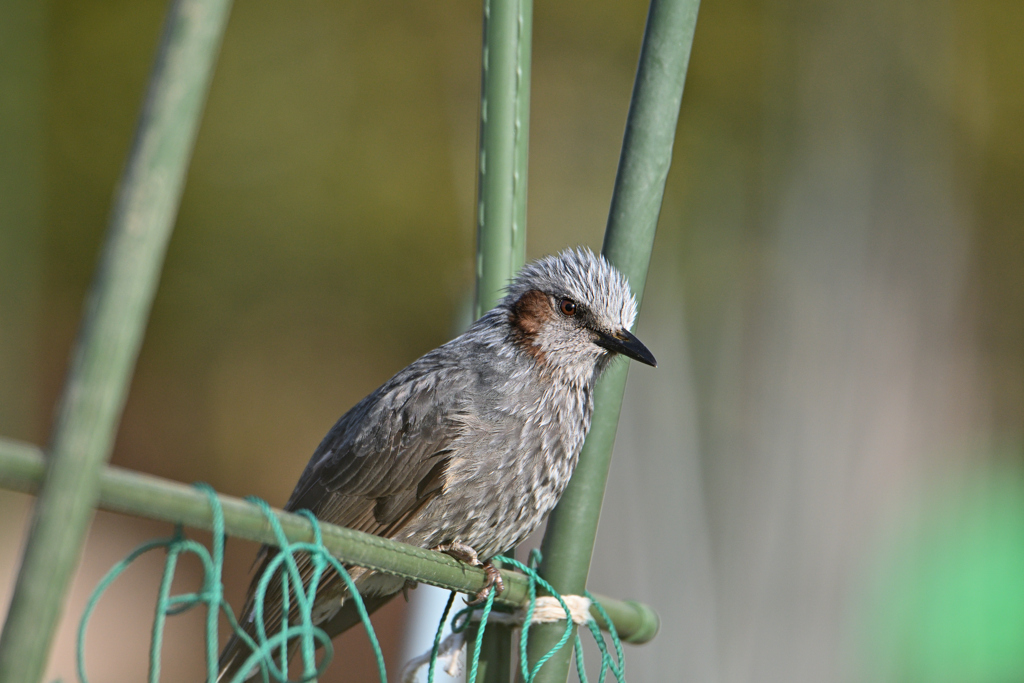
xmin=432 ymin=541 xmax=504 ymax=604
xmin=433 ymin=540 xmax=482 ymax=566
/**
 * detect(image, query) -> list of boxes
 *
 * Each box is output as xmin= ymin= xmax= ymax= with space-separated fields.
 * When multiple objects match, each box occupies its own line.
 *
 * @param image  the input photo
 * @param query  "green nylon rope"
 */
xmin=77 ymin=484 xmax=385 ymax=683
xmin=427 ymin=550 xmax=625 ymax=683
xmin=77 ymin=487 xmax=626 ymax=682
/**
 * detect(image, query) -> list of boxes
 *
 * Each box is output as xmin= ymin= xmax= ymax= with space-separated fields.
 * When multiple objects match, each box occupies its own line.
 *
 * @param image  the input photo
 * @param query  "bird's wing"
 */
xmin=222 ymin=354 xmax=473 ymax=679
xmin=285 ymin=357 xmax=469 ymax=536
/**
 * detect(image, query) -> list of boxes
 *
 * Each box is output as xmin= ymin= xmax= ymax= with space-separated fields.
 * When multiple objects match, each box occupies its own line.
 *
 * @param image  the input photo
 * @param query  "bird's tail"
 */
xmin=214 ymin=631 xmax=269 ymax=683
xmin=211 ymin=590 xmax=400 ymax=682
xmin=212 ymin=548 xmax=318 ymax=683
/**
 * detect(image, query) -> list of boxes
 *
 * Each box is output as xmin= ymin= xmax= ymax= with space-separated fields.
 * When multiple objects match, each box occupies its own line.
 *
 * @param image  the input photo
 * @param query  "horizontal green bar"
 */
xmin=0 ymin=438 xmax=658 ymax=644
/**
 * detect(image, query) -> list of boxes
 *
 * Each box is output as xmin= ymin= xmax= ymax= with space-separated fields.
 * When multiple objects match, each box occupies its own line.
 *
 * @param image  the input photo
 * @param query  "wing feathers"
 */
xmin=224 ymin=353 xmax=472 ymax=680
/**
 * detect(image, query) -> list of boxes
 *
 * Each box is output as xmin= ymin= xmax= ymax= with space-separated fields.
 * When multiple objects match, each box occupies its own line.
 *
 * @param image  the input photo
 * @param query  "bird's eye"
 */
xmin=559 ymin=299 xmax=577 ymax=316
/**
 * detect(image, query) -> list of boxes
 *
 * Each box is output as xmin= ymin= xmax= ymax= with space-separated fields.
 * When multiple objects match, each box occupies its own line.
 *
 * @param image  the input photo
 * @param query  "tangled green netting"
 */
xmin=77 ymin=483 xmax=625 ymax=683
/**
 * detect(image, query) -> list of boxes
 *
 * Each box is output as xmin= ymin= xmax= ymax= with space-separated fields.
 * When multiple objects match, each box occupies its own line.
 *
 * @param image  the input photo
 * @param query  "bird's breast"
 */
xmin=418 ymin=375 xmax=593 ymax=557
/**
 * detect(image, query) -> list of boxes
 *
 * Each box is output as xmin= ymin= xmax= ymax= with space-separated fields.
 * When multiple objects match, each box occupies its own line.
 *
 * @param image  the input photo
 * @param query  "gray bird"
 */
xmin=216 ymin=247 xmax=656 ymax=681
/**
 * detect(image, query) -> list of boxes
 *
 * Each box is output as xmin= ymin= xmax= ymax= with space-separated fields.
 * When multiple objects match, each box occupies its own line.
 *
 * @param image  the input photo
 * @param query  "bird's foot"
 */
xmin=431 ymin=541 xmax=504 ymax=604
xmin=433 ymin=540 xmax=482 ymax=567
xmin=466 ymin=561 xmax=505 ymax=605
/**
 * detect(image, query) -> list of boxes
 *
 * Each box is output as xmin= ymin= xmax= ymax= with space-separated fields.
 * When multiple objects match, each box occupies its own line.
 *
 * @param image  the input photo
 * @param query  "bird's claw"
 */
xmin=466 ymin=561 xmax=505 ymax=605
xmin=431 ymin=542 xmax=504 ymax=605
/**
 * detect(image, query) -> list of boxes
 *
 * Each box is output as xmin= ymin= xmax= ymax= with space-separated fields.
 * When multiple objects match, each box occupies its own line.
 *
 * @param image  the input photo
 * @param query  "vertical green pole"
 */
xmin=0 ymin=1 xmax=233 ymax=681
xmin=474 ymin=0 xmax=531 ymax=318
xmin=524 ymin=0 xmax=700 ymax=681
xmin=472 ymin=0 xmax=532 ymax=681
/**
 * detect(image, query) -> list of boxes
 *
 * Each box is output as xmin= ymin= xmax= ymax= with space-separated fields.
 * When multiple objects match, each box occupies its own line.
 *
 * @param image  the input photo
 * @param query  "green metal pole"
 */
xmin=474 ymin=0 xmax=531 ymax=318
xmin=0 ymin=1 xmax=232 ymax=680
xmin=524 ymin=0 xmax=700 ymax=680
xmin=0 ymin=437 xmax=660 ymax=643
xmin=472 ymin=0 xmax=532 ymax=680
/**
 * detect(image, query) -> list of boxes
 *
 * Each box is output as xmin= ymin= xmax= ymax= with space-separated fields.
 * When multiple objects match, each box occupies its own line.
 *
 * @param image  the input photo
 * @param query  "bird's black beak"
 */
xmin=595 ymin=329 xmax=657 ymax=367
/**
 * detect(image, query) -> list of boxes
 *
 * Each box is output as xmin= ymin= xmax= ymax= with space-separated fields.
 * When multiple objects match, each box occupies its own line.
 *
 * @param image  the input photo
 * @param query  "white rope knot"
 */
xmin=520 ymin=594 xmax=593 ymax=625
xmin=401 ymin=595 xmax=593 ymax=682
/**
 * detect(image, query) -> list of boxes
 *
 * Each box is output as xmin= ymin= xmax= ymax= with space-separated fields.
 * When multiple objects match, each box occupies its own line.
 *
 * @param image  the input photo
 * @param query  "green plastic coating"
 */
xmin=472 ymin=0 xmax=533 ymax=680
xmin=0 ymin=2 xmax=233 ymax=681
xmin=525 ymin=0 xmax=700 ymax=680
xmin=474 ymin=0 xmax=532 ymax=318
xmin=0 ymin=438 xmax=658 ymax=645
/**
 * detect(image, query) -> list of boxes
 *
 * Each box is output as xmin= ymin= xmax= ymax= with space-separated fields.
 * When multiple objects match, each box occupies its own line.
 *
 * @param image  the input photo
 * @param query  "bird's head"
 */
xmin=501 ymin=248 xmax=656 ymax=377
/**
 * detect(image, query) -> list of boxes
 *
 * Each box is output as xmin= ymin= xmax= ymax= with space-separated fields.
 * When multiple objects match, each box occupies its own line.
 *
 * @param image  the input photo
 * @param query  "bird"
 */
xmin=216 ymin=247 xmax=656 ymax=681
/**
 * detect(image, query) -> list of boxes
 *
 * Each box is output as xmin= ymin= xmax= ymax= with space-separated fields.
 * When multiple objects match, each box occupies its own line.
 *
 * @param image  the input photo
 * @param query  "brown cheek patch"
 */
xmin=508 ymin=289 xmax=553 ymax=362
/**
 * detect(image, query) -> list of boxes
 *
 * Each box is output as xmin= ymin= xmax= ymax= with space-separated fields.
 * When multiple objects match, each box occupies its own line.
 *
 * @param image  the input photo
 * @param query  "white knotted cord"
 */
xmin=401 ymin=595 xmax=593 ymax=683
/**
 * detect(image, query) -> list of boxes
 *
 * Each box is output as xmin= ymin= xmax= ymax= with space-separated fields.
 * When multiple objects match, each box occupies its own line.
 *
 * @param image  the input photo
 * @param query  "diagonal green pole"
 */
xmin=0 ymin=1 xmax=233 ymax=681
xmin=524 ymin=0 xmax=700 ymax=680
xmin=472 ymin=0 xmax=532 ymax=681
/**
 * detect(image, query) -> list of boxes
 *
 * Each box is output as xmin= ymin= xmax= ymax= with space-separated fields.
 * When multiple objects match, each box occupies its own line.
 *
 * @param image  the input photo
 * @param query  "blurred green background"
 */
xmin=1 ymin=0 xmax=1022 ymax=681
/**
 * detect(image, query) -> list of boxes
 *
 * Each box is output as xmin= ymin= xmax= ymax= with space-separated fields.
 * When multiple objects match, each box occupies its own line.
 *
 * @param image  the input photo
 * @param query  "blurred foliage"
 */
xmin=1 ymin=0 xmax=1023 ymax=681
xmin=29 ymin=0 xmax=659 ymax=502
xmin=861 ymin=450 xmax=1024 ymax=683
xmin=21 ymin=0 xmax=1020 ymax=500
